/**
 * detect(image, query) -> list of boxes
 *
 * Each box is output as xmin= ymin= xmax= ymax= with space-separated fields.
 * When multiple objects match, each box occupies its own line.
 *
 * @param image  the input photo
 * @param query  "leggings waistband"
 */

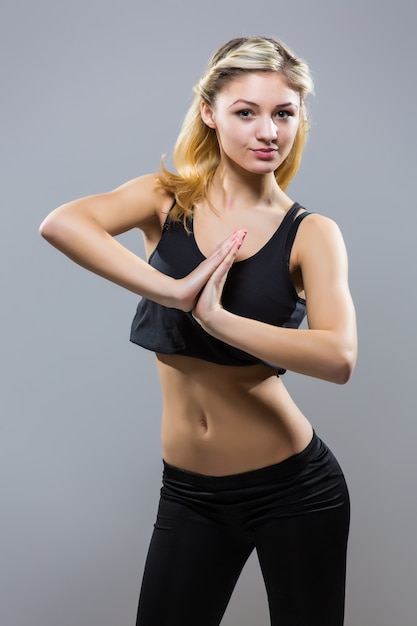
xmin=163 ymin=431 xmax=322 ymax=491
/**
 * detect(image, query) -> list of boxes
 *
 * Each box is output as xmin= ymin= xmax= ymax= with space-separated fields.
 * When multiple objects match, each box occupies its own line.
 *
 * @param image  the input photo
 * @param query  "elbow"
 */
xmin=330 ymin=348 xmax=356 ymax=385
xmin=333 ymin=363 xmax=353 ymax=385
xmin=39 ymin=214 xmax=58 ymax=243
xmin=39 ymin=212 xmax=69 ymax=247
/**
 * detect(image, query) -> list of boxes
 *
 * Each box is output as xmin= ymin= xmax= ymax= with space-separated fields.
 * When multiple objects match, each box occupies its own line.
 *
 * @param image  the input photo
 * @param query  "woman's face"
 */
xmin=201 ymin=72 xmax=301 ymax=176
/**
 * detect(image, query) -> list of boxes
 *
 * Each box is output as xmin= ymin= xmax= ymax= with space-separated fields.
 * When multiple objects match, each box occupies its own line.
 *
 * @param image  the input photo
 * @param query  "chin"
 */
xmin=247 ymin=162 xmax=280 ymax=175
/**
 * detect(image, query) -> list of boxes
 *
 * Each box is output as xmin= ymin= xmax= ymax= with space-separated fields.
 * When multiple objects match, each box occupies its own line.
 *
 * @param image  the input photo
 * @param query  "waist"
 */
xmin=163 ymin=430 xmax=320 ymax=486
xmin=155 ymin=353 xmax=312 ymax=475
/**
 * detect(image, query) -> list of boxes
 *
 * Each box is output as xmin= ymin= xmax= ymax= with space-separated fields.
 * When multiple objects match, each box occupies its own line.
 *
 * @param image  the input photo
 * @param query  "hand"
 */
xmin=192 ymin=229 xmax=247 ymax=327
xmin=173 ymin=230 xmax=246 ymax=312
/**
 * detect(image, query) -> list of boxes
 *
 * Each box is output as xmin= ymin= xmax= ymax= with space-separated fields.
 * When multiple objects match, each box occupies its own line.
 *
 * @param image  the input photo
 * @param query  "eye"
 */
xmin=275 ymin=110 xmax=293 ymax=119
xmin=237 ymin=109 xmax=254 ymax=119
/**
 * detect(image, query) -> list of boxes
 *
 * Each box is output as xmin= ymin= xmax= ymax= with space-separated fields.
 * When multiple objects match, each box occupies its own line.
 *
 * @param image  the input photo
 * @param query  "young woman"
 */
xmin=40 ymin=36 xmax=357 ymax=626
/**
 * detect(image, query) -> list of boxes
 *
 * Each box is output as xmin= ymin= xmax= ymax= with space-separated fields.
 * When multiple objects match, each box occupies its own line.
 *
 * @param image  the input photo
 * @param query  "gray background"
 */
xmin=2 ymin=0 xmax=416 ymax=624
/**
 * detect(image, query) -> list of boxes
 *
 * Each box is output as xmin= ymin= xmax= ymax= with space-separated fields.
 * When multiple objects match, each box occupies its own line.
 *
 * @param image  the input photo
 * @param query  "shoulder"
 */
xmin=293 ymin=211 xmax=348 ymax=267
xmin=111 ymin=173 xmax=174 ymax=216
xmin=297 ymin=211 xmax=344 ymax=243
xmin=112 ymin=173 xmax=174 ymax=227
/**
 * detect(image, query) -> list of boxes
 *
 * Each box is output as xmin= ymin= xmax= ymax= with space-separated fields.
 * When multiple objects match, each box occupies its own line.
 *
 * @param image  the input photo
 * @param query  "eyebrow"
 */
xmin=228 ymin=99 xmax=299 ymax=109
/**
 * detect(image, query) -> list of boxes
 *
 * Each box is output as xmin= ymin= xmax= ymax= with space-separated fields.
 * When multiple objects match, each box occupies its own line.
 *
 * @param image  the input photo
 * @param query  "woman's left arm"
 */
xmin=193 ymin=215 xmax=357 ymax=384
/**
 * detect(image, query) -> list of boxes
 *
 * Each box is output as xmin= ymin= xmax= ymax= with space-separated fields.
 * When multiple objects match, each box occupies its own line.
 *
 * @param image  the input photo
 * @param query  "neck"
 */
xmin=208 ymin=163 xmax=284 ymax=212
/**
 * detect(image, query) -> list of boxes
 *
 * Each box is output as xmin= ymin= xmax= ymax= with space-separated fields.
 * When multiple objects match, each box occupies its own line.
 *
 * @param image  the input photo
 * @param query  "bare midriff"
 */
xmin=155 ymin=353 xmax=313 ymax=476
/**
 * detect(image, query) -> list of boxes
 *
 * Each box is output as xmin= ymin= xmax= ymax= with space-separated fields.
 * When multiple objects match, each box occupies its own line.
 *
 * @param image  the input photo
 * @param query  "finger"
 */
xmin=207 ymin=229 xmax=247 ymax=265
xmin=188 ymin=229 xmax=246 ymax=288
xmin=212 ymin=230 xmax=247 ymax=280
xmin=192 ymin=238 xmax=243 ymax=323
xmin=212 ymin=242 xmax=239 ymax=283
xmin=179 ymin=230 xmax=247 ymax=311
xmin=201 ymin=237 xmax=242 ymax=302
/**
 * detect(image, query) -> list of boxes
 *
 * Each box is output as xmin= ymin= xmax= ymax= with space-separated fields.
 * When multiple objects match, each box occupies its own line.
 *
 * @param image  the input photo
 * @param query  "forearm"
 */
xmin=200 ymin=309 xmax=357 ymax=384
xmin=39 ymin=212 xmax=177 ymax=306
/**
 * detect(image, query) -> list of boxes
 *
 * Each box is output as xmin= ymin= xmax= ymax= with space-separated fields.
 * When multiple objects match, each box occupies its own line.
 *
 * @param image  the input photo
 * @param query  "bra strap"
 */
xmin=284 ymin=208 xmax=312 ymax=263
xmin=162 ymin=199 xmax=177 ymax=230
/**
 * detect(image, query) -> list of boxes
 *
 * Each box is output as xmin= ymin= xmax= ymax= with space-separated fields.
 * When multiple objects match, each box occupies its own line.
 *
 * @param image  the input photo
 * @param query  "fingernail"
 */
xmin=236 ymin=230 xmax=247 ymax=249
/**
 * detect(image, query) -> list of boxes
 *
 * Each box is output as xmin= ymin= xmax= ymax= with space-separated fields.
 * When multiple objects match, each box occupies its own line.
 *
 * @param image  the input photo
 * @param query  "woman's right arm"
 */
xmin=39 ymin=173 xmax=239 ymax=311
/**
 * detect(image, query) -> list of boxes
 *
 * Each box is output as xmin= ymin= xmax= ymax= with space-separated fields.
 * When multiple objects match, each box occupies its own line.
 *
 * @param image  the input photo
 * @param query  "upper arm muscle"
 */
xmin=295 ymin=214 xmax=357 ymax=341
xmin=53 ymin=173 xmax=173 ymax=237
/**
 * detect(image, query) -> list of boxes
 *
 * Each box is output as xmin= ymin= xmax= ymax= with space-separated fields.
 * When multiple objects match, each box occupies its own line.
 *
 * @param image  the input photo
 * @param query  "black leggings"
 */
xmin=136 ymin=433 xmax=350 ymax=626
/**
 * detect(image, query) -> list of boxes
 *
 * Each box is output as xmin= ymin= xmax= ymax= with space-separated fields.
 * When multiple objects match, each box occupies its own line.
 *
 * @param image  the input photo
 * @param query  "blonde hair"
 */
xmin=158 ymin=36 xmax=314 ymax=223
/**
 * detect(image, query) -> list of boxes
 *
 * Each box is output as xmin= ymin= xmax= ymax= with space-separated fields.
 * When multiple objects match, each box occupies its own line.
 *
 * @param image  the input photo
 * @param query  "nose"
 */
xmin=255 ymin=116 xmax=278 ymax=143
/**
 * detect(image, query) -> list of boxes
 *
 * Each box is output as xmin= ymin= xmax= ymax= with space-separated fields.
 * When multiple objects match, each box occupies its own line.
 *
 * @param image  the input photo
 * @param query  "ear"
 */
xmin=200 ymin=101 xmax=216 ymax=129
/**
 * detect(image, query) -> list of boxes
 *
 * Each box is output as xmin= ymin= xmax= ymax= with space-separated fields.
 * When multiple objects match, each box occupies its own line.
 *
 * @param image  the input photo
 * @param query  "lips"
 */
xmin=252 ymin=148 xmax=278 ymax=159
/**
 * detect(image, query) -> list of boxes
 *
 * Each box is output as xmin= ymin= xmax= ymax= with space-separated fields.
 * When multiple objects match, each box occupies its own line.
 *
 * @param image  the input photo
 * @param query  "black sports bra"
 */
xmin=130 ymin=202 xmax=312 ymax=375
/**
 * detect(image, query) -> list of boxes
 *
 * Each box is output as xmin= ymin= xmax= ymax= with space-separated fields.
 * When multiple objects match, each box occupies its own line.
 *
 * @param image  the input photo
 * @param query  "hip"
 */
xmin=161 ymin=431 xmax=350 ymax=527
